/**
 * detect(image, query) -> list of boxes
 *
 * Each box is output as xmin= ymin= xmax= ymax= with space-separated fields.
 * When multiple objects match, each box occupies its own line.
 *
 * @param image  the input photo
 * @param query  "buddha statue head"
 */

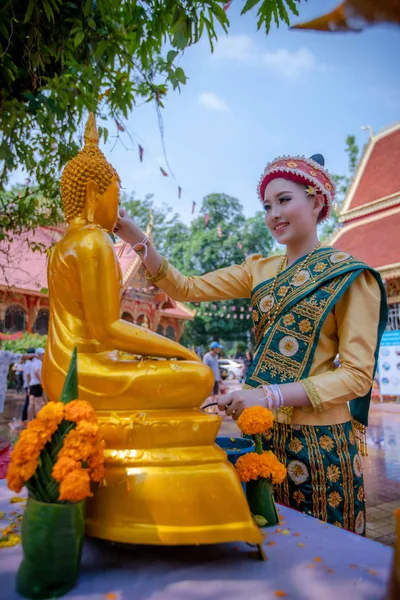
xmin=61 ymin=113 xmax=120 ymax=232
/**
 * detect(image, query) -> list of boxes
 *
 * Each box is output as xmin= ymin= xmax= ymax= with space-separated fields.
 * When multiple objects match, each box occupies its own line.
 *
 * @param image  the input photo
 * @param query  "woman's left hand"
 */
xmin=217 ymin=388 xmax=266 ymax=420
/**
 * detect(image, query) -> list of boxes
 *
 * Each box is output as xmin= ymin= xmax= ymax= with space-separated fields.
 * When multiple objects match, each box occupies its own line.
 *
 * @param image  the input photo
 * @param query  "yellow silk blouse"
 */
xmin=154 ymin=249 xmax=381 ymax=427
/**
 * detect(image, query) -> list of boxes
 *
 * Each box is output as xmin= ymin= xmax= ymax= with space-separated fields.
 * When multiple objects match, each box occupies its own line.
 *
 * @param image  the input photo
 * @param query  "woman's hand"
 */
xmin=113 ymin=208 xmax=143 ymax=244
xmin=217 ymin=388 xmax=266 ymax=420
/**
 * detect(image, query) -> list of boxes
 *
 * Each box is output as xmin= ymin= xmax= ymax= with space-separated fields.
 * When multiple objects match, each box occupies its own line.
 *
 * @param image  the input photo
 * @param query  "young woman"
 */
xmin=115 ymin=154 xmax=387 ymax=534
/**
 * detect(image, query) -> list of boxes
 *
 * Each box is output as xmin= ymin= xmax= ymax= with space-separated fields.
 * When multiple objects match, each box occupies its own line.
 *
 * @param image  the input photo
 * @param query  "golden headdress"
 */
xmin=61 ymin=113 xmax=119 ymax=222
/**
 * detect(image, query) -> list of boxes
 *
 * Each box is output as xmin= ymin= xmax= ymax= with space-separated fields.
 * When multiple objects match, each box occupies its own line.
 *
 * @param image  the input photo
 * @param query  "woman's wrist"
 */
xmin=126 ymin=223 xmax=145 ymax=245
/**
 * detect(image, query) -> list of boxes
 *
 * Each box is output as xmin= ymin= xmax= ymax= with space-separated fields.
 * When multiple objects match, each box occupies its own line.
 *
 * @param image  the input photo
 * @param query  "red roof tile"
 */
xmin=333 ymin=210 xmax=400 ymax=269
xmin=348 ymin=127 xmax=400 ymax=211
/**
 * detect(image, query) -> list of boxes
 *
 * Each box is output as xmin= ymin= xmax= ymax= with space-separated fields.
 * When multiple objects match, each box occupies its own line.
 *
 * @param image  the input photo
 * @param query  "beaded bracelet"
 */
xmin=131 ymin=235 xmax=151 ymax=260
xmin=262 ymin=384 xmax=284 ymax=411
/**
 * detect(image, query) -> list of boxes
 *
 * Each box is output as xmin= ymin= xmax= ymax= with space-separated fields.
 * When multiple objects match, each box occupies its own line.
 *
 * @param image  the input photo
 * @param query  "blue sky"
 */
xmin=102 ymin=0 xmax=400 ymax=224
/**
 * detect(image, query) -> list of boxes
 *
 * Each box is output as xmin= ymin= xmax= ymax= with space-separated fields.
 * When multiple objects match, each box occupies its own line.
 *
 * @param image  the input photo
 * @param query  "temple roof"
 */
xmin=332 ymin=207 xmax=400 ymax=274
xmin=342 ymin=122 xmax=400 ymax=217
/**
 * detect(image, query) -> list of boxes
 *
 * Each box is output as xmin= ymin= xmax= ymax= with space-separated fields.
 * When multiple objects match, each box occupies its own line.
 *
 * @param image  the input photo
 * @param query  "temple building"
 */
xmin=332 ymin=122 xmax=400 ymax=330
xmin=0 ymin=226 xmax=193 ymax=341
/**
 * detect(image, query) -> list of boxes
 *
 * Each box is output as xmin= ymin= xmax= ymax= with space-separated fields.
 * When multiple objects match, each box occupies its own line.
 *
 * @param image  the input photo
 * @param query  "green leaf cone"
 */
xmin=60 ymin=347 xmax=78 ymax=404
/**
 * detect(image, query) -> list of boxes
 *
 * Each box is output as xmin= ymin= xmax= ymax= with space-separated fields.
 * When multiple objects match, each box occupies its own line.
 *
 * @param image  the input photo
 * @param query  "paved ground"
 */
xmin=1 ymin=385 xmax=399 ymax=546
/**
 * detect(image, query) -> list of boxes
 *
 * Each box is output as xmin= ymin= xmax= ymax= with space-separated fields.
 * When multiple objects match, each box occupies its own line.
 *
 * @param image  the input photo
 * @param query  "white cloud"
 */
xmin=198 ymin=92 xmax=228 ymax=111
xmin=213 ymin=34 xmax=255 ymax=62
xmin=263 ymin=48 xmax=326 ymax=79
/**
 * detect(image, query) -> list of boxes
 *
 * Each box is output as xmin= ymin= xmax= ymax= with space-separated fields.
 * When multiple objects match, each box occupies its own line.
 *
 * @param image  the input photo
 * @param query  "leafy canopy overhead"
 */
xmin=0 ymin=0 xmax=303 ymax=239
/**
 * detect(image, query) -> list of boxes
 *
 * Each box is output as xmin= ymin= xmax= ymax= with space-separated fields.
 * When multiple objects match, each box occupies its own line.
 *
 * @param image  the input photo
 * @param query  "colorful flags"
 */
xmin=217 ymin=226 xmax=223 ymax=238
xmin=138 ymin=145 xmax=144 ymax=162
xmin=205 ymin=214 xmax=209 ymax=226
xmin=160 ymin=167 xmax=168 ymax=177
xmin=192 ymin=201 xmax=196 ymax=214
xmin=223 ymin=1 xmax=233 ymax=11
xmin=237 ymin=242 xmax=243 ymax=250
xmin=178 ymin=186 xmax=182 ymax=199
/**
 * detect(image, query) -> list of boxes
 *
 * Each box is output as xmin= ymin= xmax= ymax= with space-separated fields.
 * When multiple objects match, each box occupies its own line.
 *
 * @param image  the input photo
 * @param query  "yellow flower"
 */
xmin=252 ymin=310 xmax=259 ymax=323
xmin=37 ymin=401 xmax=65 ymax=426
xmin=235 ymin=451 xmax=286 ymax=484
xmin=59 ymin=469 xmax=92 ymax=502
xmin=52 ymin=457 xmax=81 ymax=482
xmin=293 ymin=490 xmax=305 ymax=506
xmin=326 ymin=464 xmax=340 ymax=483
xmin=65 ymin=400 xmax=97 ymax=423
xmin=237 ymin=406 xmax=274 ymax=435
xmin=288 ymin=438 xmax=303 ymax=454
xmin=328 ymin=491 xmax=342 ymax=509
xmin=319 ymin=435 xmax=334 ymax=452
xmin=283 ymin=314 xmax=295 ymax=327
xmin=299 ymin=319 xmax=312 ymax=334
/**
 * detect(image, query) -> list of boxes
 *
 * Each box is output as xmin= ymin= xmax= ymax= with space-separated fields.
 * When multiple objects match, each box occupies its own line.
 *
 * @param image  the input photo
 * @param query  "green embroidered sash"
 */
xmin=245 ymin=247 xmax=388 ymax=431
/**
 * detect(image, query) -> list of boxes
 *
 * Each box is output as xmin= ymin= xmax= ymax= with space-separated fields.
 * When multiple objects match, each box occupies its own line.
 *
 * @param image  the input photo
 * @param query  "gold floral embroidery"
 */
xmin=353 ymin=454 xmax=363 ymax=478
xmin=145 ymin=257 xmax=169 ymax=283
xmin=319 ymin=435 xmax=334 ymax=452
xmin=288 ymin=438 xmax=304 ymax=454
xmin=263 ymin=430 xmax=273 ymax=442
xmin=278 ymin=285 xmax=290 ymax=297
xmin=293 ymin=490 xmax=305 ymax=506
xmin=355 ymin=511 xmax=365 ymax=535
xmin=349 ymin=430 xmax=355 ymax=446
xmin=278 ymin=336 xmax=299 ymax=357
xmin=292 ymin=269 xmax=310 ymax=287
xmin=330 ymin=252 xmax=349 ymax=264
xmin=283 ymin=314 xmax=295 ymax=327
xmin=328 ymin=491 xmax=342 ymax=509
xmin=260 ymin=295 xmax=274 ymax=313
xmin=287 ymin=161 xmax=298 ymax=168
xmin=326 ymin=464 xmax=340 ymax=483
xmin=287 ymin=460 xmax=309 ymax=485
xmin=309 ymin=170 xmax=317 ymax=177
xmin=333 ymin=521 xmax=343 ymax=528
xmin=314 ymin=262 xmax=327 ymax=273
xmin=300 ymin=379 xmax=322 ymax=412
xmin=252 ymin=310 xmax=259 ymax=323
xmin=357 ymin=486 xmax=364 ymax=502
xmin=299 ymin=318 xmax=312 ymax=334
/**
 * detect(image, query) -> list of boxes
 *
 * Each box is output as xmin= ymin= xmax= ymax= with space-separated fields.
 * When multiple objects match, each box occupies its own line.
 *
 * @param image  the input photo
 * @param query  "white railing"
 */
xmin=387 ymin=303 xmax=400 ymax=331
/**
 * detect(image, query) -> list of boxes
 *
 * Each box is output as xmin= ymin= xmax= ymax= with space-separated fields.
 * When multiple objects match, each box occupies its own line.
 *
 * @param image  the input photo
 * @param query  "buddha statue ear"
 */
xmin=86 ymin=180 xmax=99 ymax=223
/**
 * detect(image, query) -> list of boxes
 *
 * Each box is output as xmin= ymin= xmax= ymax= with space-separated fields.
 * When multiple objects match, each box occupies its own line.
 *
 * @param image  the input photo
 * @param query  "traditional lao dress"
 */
xmin=154 ymin=247 xmax=388 ymax=534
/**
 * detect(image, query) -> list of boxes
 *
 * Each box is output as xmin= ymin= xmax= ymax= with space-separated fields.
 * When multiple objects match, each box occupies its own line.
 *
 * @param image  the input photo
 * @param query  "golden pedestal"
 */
xmin=86 ymin=408 xmax=262 ymax=546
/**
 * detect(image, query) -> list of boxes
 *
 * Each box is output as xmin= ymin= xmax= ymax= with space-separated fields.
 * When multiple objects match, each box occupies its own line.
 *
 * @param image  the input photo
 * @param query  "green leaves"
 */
xmin=74 ymin=30 xmax=85 ymax=47
xmin=60 ymin=348 xmax=79 ymax=404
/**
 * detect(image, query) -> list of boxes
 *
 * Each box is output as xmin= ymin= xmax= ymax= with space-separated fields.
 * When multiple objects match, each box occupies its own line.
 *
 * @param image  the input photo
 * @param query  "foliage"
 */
xmin=320 ymin=135 xmax=359 ymax=242
xmin=0 ymin=0 xmax=303 ymax=243
xmin=1 ymin=331 xmax=47 ymax=352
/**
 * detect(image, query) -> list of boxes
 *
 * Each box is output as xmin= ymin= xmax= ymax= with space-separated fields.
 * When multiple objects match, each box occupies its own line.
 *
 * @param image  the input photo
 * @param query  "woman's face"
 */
xmin=263 ymin=178 xmax=323 ymax=246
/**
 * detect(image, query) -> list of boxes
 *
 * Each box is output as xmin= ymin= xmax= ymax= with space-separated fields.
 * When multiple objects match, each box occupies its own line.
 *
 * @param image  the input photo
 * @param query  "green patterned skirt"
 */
xmin=262 ymin=420 xmax=366 ymax=535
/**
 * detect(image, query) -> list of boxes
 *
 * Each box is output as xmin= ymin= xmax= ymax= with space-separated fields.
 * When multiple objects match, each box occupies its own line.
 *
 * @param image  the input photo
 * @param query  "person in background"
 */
xmin=0 ymin=348 xmax=33 ymax=415
xmin=203 ymin=341 xmax=223 ymax=410
xmin=21 ymin=348 xmax=36 ymax=422
xmin=241 ymin=350 xmax=254 ymax=383
xmin=27 ymin=348 xmax=46 ymax=420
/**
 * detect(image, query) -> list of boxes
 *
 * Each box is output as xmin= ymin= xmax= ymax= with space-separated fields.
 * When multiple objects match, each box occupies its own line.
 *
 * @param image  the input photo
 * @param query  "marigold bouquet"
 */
xmin=7 ymin=350 xmax=104 ymax=504
xmin=235 ymin=406 xmax=286 ymax=527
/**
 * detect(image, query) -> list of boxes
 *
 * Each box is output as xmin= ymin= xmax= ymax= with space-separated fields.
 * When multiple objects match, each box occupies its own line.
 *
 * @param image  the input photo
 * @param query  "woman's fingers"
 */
xmin=217 ymin=392 xmax=233 ymax=412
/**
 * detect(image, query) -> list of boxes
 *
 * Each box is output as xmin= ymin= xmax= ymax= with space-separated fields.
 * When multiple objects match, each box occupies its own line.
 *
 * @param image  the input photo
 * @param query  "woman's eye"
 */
xmin=263 ymin=205 xmax=271 ymax=212
xmin=279 ymin=196 xmax=291 ymax=203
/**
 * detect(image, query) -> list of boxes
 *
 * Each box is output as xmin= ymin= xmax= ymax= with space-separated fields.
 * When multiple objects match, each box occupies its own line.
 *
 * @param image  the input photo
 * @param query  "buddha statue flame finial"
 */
xmin=84 ymin=112 xmax=100 ymax=146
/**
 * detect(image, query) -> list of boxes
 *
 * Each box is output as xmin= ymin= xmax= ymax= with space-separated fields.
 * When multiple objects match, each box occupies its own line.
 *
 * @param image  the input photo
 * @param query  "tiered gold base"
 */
xmin=85 ymin=409 xmax=262 ymax=546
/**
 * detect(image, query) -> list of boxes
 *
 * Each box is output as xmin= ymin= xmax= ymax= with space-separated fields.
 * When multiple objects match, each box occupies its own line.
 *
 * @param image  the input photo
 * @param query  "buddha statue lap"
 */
xmin=42 ymin=114 xmax=261 ymax=547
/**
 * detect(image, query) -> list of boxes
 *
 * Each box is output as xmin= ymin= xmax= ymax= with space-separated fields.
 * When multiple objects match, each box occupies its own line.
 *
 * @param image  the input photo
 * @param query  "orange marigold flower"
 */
xmin=87 ymin=444 xmax=105 ymax=482
xmin=52 ymin=456 xmax=81 ymax=482
xmin=235 ymin=451 xmax=287 ymax=484
xmin=6 ymin=464 xmax=24 ymax=493
xmin=65 ymin=400 xmax=97 ymax=424
xmin=37 ymin=401 xmax=65 ymax=426
xmin=75 ymin=420 xmax=99 ymax=438
xmin=59 ymin=468 xmax=92 ymax=502
xmin=19 ymin=458 xmax=38 ymax=483
xmin=237 ymin=406 xmax=274 ymax=435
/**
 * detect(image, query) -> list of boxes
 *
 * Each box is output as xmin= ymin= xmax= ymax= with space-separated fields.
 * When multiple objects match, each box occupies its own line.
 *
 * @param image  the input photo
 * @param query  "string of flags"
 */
xmin=196 ymin=303 xmax=253 ymax=320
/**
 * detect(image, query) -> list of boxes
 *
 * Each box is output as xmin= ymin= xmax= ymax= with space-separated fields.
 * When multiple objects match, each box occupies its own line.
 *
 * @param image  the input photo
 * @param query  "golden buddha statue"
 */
xmin=42 ymin=113 xmax=261 ymax=547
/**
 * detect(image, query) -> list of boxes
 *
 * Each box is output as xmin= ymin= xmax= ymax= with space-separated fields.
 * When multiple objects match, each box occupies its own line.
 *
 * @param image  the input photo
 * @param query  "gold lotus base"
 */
xmin=85 ymin=409 xmax=262 ymax=546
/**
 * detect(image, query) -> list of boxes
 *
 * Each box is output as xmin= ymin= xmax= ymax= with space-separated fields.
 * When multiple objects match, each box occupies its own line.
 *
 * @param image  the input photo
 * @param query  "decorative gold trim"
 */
xmin=330 ymin=205 xmax=400 ymax=247
xmin=300 ymin=379 xmax=323 ymax=412
xmin=339 ymin=193 xmax=400 ymax=222
xmin=145 ymin=257 xmax=169 ymax=284
xmin=352 ymin=420 xmax=368 ymax=457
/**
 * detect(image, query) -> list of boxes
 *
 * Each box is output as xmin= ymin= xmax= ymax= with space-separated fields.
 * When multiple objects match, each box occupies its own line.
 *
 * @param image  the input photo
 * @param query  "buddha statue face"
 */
xmin=61 ymin=113 xmax=120 ymax=231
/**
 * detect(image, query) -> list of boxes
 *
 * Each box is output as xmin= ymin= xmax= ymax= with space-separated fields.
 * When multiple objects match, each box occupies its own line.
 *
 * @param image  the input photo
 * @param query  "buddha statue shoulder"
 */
xmin=42 ymin=113 xmax=212 ymax=411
